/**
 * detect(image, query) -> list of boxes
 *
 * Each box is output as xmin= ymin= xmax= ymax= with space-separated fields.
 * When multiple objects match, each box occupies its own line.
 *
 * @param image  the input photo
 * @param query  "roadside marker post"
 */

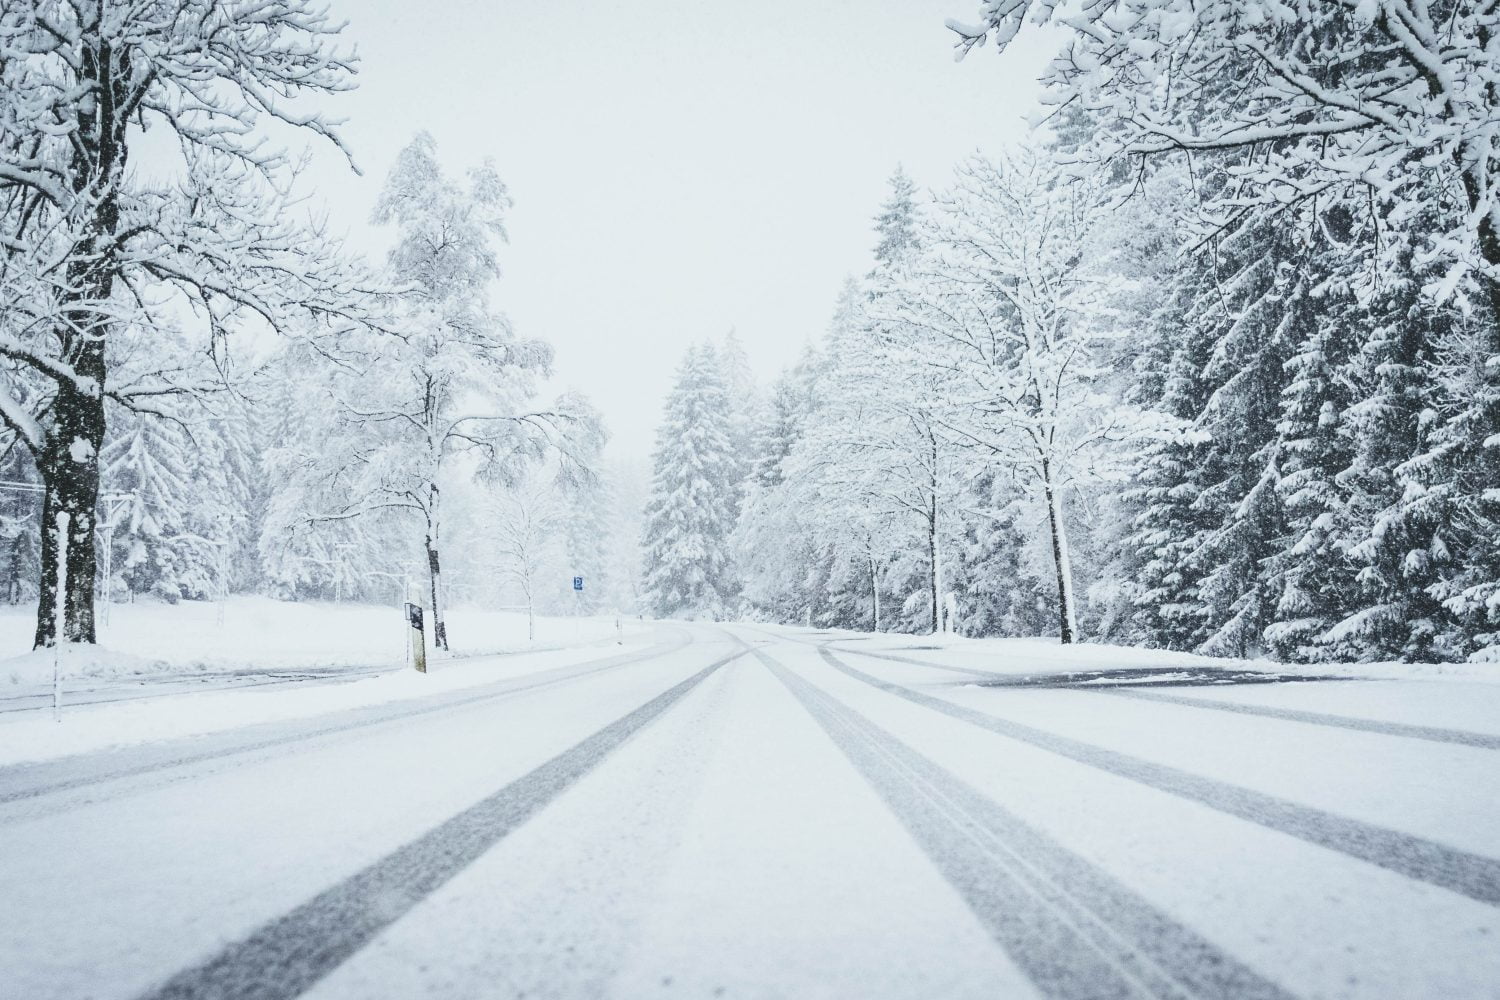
xmin=573 ymin=575 xmax=584 ymax=643
xmin=405 ymin=584 xmax=427 ymax=674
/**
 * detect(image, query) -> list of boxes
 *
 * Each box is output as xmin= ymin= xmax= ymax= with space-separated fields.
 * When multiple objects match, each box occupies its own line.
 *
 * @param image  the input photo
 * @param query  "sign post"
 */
xmin=572 ymin=575 xmax=584 ymax=641
xmin=404 ymin=585 xmax=427 ymax=674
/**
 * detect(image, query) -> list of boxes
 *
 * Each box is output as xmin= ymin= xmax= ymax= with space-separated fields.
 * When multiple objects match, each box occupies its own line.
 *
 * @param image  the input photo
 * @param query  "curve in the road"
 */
xmin=745 ymin=639 xmax=1294 ymax=1000
xmin=819 ymin=645 xmax=1500 ymax=910
xmin=134 ymin=644 xmax=747 ymax=1000
xmin=0 ymin=629 xmax=692 ymax=809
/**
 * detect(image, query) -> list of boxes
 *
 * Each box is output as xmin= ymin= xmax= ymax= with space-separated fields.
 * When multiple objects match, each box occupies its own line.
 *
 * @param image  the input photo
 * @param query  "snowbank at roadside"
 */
xmin=0 ymin=635 xmax=658 ymax=767
xmin=777 ymin=626 xmax=1500 ymax=685
xmin=0 ymin=597 xmax=644 ymax=686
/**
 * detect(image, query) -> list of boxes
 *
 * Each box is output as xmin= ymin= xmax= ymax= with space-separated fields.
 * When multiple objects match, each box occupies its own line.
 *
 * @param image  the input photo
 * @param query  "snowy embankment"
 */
xmin=0 ymin=596 xmax=636 ymax=685
xmin=0 ymin=637 xmax=654 ymax=768
xmin=791 ymin=626 xmax=1500 ymax=685
xmin=0 ymin=597 xmax=651 ymax=767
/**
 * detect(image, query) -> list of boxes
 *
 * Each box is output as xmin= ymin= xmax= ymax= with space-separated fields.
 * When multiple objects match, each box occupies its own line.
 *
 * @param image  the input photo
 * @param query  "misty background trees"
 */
xmin=0 ymin=3 xmax=625 ymax=649
xmin=646 ymin=120 xmax=1499 ymax=662
xmin=1 ymin=0 xmax=1496 ymax=666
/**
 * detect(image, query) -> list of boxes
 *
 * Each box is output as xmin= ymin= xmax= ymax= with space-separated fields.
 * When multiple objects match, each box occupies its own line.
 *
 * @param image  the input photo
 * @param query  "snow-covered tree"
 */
xmin=641 ymin=344 xmax=740 ymax=618
xmin=879 ymin=152 xmax=1168 ymax=642
xmin=296 ymin=134 xmax=601 ymax=649
xmin=947 ymin=0 xmax=1500 ymax=334
xmin=493 ymin=476 xmax=566 ymax=642
xmin=0 ymin=0 xmax=368 ymax=645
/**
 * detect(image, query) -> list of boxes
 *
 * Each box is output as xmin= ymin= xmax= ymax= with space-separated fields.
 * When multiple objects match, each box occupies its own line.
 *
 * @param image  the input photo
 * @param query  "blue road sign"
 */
xmin=573 ymin=576 xmax=584 ymax=591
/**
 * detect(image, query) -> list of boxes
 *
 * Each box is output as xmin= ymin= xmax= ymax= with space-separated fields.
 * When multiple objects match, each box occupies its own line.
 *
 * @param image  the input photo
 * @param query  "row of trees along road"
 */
xmin=637 ymin=2 xmax=1500 ymax=661
xmin=0 ymin=4 xmax=604 ymax=650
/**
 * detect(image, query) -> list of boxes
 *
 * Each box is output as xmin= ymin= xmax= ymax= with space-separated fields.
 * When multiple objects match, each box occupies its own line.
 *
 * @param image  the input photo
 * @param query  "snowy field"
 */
xmin=2 ymin=621 xmax=1498 ymax=999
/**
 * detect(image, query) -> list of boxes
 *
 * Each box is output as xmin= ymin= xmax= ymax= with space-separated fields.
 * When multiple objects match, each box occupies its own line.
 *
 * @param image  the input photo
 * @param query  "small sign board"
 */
xmin=573 ymin=576 xmax=584 ymax=591
xmin=405 ymin=602 xmax=424 ymax=631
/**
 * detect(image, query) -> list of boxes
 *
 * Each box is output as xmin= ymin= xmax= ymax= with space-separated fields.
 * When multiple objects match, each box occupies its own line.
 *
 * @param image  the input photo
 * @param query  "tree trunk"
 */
xmin=33 ymin=39 xmax=121 ymax=648
xmin=868 ymin=552 xmax=881 ymax=633
xmin=1456 ymin=27 xmax=1500 ymax=357
xmin=1041 ymin=460 xmax=1078 ymax=644
xmin=34 ymin=383 xmax=104 ymax=647
xmin=34 ymin=226 xmax=110 ymax=647
xmin=424 ymin=486 xmax=448 ymax=650
xmin=927 ymin=498 xmax=943 ymax=635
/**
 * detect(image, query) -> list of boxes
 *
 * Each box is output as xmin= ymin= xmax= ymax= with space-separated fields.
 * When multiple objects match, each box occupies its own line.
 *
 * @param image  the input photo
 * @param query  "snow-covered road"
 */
xmin=2 ymin=624 xmax=1497 ymax=999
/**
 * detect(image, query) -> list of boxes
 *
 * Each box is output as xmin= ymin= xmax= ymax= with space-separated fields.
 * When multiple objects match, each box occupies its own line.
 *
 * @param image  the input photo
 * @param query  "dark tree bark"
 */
xmin=424 ymin=485 xmax=449 ymax=651
xmin=1041 ymin=458 xmax=1077 ymax=645
xmin=33 ymin=37 xmax=124 ymax=647
xmin=33 ymin=383 xmax=104 ymax=647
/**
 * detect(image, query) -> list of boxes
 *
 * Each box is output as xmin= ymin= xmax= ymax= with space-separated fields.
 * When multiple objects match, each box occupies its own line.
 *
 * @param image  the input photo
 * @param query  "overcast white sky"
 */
xmin=302 ymin=0 xmax=1049 ymax=463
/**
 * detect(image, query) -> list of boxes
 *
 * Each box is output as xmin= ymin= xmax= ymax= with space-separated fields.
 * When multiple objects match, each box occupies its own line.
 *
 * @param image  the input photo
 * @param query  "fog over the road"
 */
xmin=296 ymin=0 xmax=1049 ymax=461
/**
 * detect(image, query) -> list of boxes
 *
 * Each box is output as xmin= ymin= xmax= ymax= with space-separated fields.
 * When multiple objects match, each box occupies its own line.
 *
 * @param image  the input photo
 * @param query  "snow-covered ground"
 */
xmin=0 ymin=597 xmax=649 ymax=766
xmin=0 ymin=596 xmax=637 ymax=684
xmin=2 ymin=620 xmax=1497 ymax=999
xmin=810 ymin=626 xmax=1500 ymax=684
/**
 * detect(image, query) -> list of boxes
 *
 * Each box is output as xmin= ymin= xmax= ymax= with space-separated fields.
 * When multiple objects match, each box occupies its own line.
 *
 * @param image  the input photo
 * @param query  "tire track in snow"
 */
xmin=746 ymin=639 xmax=1293 ymax=1000
xmin=826 ymin=638 xmax=1500 ymax=751
xmin=1098 ymin=687 xmax=1500 ymax=751
xmin=819 ymin=645 xmax=1500 ymax=909
xmin=134 ymin=644 xmax=746 ymax=1000
xmin=0 ymin=629 xmax=692 ymax=809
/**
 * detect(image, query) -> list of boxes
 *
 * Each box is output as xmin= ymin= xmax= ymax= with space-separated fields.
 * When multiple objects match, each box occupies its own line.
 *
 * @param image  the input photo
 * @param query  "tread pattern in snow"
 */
xmin=822 ymin=647 xmax=1500 ymax=908
xmin=0 ymin=630 xmax=691 ymax=810
xmin=751 ymin=642 xmax=1294 ymax=1000
xmin=1099 ymin=687 xmax=1500 ymax=750
xmin=134 ymin=645 xmax=743 ymax=1000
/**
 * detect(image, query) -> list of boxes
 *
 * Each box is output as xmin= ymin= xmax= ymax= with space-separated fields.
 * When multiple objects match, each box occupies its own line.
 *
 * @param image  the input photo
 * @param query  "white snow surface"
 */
xmin=0 ymin=597 xmax=647 ymax=766
xmin=0 ymin=596 xmax=637 ymax=683
xmin=810 ymin=626 xmax=1500 ymax=684
xmin=2 ymin=620 xmax=1497 ymax=998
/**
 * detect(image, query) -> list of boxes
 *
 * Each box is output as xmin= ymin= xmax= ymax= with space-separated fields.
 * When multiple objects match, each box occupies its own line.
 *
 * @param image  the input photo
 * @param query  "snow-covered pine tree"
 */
xmin=100 ymin=413 xmax=199 ymax=603
xmin=1330 ymin=232 xmax=1458 ymax=661
xmin=718 ymin=330 xmax=759 ymax=523
xmin=734 ymin=342 xmax=827 ymax=624
xmin=871 ymin=166 xmax=921 ymax=273
xmin=1123 ymin=266 xmax=1218 ymax=650
xmin=1262 ymin=209 xmax=1366 ymax=662
xmin=641 ymin=344 xmax=740 ymax=618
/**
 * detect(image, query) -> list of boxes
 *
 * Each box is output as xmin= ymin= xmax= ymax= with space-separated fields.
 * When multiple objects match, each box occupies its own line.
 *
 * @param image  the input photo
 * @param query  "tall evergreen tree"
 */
xmin=641 ymin=345 xmax=740 ymax=618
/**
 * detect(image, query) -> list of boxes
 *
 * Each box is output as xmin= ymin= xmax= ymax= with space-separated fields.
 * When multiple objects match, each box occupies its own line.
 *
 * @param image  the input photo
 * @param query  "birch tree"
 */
xmin=493 ymin=476 xmax=565 ymax=642
xmin=308 ymin=134 xmax=601 ymax=650
xmin=881 ymin=152 xmax=1167 ymax=642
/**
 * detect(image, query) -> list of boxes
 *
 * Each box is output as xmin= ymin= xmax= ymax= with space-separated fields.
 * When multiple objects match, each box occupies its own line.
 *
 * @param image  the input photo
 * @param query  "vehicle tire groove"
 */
xmin=134 ymin=645 xmax=744 ymax=1000
xmin=819 ymin=635 xmax=1500 ymax=751
xmin=745 ymin=640 xmax=1293 ymax=1000
xmin=820 ymin=645 xmax=1500 ymax=909
xmin=0 ymin=629 xmax=691 ymax=808
xmin=1099 ymin=687 xmax=1500 ymax=750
